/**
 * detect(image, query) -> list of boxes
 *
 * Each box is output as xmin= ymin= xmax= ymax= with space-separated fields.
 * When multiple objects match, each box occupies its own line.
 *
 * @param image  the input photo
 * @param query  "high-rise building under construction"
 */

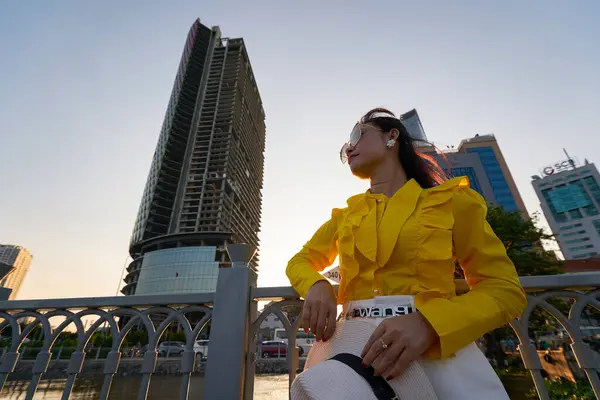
xmin=0 ymin=245 xmax=32 ymax=300
xmin=122 ymin=19 xmax=266 ymax=296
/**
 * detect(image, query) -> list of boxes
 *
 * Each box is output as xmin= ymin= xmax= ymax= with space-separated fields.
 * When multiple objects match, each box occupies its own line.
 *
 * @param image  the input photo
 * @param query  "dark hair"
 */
xmin=361 ymin=108 xmax=447 ymax=189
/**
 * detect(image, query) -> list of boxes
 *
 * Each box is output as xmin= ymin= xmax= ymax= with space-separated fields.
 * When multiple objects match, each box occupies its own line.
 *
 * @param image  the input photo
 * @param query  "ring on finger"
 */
xmin=379 ymin=338 xmax=388 ymax=350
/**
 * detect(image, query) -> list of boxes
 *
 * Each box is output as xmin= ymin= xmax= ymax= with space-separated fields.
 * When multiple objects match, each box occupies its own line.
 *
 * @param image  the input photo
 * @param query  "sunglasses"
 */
xmin=340 ymin=123 xmax=363 ymax=164
xmin=340 ymin=123 xmax=386 ymax=164
xmin=340 ymin=112 xmax=397 ymax=164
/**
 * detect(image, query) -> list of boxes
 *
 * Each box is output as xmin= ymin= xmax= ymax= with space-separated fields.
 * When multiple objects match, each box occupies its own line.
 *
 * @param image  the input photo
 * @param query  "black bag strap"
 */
xmin=330 ymin=353 xmax=399 ymax=400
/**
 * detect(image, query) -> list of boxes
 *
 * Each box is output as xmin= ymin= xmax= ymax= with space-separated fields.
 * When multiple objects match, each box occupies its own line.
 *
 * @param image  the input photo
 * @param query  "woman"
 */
xmin=286 ymin=108 xmax=527 ymax=399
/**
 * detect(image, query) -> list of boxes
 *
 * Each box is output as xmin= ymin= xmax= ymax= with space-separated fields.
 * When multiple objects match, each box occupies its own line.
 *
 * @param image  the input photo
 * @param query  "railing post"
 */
xmin=203 ymin=244 xmax=257 ymax=400
xmin=0 ymin=288 xmax=11 ymax=301
xmin=570 ymin=338 xmax=600 ymax=397
xmin=244 ymin=295 xmax=258 ymax=400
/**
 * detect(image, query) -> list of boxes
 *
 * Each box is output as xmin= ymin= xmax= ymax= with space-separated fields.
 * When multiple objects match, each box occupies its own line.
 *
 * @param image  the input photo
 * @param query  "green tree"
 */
xmin=527 ymin=378 xmax=594 ymax=400
xmin=127 ymin=329 xmax=149 ymax=346
xmin=165 ymin=331 xmax=186 ymax=343
xmin=91 ymin=331 xmax=112 ymax=347
xmin=485 ymin=206 xmax=562 ymax=276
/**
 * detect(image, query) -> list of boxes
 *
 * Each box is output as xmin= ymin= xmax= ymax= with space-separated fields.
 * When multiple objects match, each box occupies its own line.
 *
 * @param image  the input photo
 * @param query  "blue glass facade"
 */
xmin=400 ymin=109 xmax=427 ymax=142
xmin=584 ymin=176 xmax=600 ymax=205
xmin=545 ymin=183 xmax=593 ymax=213
xmin=535 ymin=166 xmax=600 ymax=260
xmin=542 ymin=178 xmax=600 ymax=223
xmin=542 ymin=189 xmax=568 ymax=223
xmin=135 ymin=247 xmax=219 ymax=295
xmin=466 ymin=147 xmax=518 ymax=212
xmin=447 ymin=167 xmax=483 ymax=196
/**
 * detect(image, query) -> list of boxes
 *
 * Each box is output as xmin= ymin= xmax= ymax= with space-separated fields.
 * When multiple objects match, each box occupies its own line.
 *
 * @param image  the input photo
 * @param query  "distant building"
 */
xmin=123 ymin=19 xmax=266 ymax=295
xmin=400 ymin=109 xmax=428 ymax=143
xmin=563 ymin=258 xmax=600 ymax=273
xmin=434 ymin=151 xmax=496 ymax=203
xmin=532 ymin=160 xmax=600 ymax=260
xmin=260 ymin=313 xmax=285 ymax=331
xmin=419 ymin=134 xmax=527 ymax=214
xmin=0 ymin=245 xmax=32 ymax=300
xmin=457 ymin=134 xmax=527 ymax=214
xmin=257 ymin=304 xmax=294 ymax=341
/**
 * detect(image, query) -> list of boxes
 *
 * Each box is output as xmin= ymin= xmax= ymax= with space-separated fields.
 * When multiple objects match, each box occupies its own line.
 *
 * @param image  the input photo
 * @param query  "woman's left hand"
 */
xmin=361 ymin=312 xmax=438 ymax=380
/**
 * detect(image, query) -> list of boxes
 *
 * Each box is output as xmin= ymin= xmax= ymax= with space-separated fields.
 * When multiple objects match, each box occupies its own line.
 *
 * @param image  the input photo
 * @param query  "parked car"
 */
xmin=273 ymin=328 xmax=313 ymax=356
xmin=158 ymin=341 xmax=185 ymax=357
xmin=260 ymin=341 xmax=302 ymax=358
xmin=193 ymin=340 xmax=209 ymax=359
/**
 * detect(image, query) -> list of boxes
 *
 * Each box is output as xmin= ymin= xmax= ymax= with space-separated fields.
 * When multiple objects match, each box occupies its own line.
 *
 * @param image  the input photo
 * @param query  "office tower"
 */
xmin=419 ymin=134 xmax=527 ymax=214
xmin=432 ymin=150 xmax=496 ymax=201
xmin=400 ymin=109 xmax=428 ymax=143
xmin=532 ymin=159 xmax=600 ymax=260
xmin=0 ymin=245 xmax=32 ymax=300
xmin=122 ymin=19 xmax=266 ymax=296
xmin=456 ymin=134 xmax=527 ymax=213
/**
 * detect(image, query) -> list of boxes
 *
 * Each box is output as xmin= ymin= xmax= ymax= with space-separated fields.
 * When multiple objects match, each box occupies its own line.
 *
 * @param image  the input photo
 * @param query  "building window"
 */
xmin=560 ymin=223 xmax=583 ymax=231
xmin=564 ymin=237 xmax=590 ymax=245
xmin=542 ymin=189 xmax=568 ymax=222
xmin=562 ymin=230 xmax=587 ymax=238
xmin=584 ymin=176 xmax=600 ymax=205
xmin=446 ymin=167 xmax=483 ymax=196
xmin=466 ymin=147 xmax=518 ymax=212
xmin=555 ymin=212 xmax=568 ymax=223
xmin=584 ymin=205 xmax=599 ymax=216
xmin=568 ymin=209 xmax=583 ymax=220
xmin=573 ymin=252 xmax=598 ymax=259
xmin=593 ymin=220 xmax=600 ymax=236
xmin=569 ymin=244 xmax=594 ymax=252
xmin=544 ymin=182 xmax=592 ymax=213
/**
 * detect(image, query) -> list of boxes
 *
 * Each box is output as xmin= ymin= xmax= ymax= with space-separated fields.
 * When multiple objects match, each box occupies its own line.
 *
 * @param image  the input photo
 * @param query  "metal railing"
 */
xmin=0 ymin=244 xmax=597 ymax=399
xmin=0 ymin=292 xmax=214 ymax=400
xmin=248 ymin=276 xmax=600 ymax=400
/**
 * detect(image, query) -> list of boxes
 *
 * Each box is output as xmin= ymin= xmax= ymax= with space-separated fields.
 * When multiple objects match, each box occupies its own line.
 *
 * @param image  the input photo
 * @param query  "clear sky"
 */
xmin=1 ymin=1 xmax=599 ymax=300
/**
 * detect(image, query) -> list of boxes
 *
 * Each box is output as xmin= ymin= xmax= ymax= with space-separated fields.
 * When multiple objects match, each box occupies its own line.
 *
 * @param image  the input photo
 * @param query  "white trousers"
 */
xmin=305 ymin=296 xmax=509 ymax=400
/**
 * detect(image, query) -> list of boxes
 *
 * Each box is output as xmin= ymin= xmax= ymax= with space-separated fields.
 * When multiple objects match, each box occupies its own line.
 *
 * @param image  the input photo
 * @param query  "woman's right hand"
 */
xmin=302 ymin=280 xmax=337 ymax=342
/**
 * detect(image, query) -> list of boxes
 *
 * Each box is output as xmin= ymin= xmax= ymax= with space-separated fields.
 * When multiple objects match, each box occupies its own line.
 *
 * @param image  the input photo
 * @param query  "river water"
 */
xmin=0 ymin=374 xmax=535 ymax=399
xmin=0 ymin=375 xmax=290 ymax=399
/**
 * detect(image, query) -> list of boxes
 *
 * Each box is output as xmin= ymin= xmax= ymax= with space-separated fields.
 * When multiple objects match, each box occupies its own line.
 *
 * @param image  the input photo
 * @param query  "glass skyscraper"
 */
xmin=123 ymin=19 xmax=266 ymax=295
xmin=457 ymin=134 xmax=527 ymax=214
xmin=423 ymin=134 xmax=526 ymax=214
xmin=135 ymin=247 xmax=220 ymax=295
xmin=464 ymin=147 xmax=518 ymax=212
xmin=533 ymin=161 xmax=600 ymax=260
xmin=400 ymin=109 xmax=428 ymax=143
xmin=447 ymin=167 xmax=483 ymax=195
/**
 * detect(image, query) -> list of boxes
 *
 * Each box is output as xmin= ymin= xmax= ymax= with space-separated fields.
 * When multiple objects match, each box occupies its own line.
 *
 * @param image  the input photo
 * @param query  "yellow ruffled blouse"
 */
xmin=286 ymin=177 xmax=527 ymax=358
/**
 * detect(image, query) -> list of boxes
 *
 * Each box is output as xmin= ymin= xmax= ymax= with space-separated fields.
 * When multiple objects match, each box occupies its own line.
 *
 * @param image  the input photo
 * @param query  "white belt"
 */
xmin=343 ymin=295 xmax=416 ymax=320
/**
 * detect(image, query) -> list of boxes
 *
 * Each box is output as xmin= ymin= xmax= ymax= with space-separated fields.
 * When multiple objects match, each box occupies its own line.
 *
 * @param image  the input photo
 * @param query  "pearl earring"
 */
xmin=386 ymin=139 xmax=396 ymax=148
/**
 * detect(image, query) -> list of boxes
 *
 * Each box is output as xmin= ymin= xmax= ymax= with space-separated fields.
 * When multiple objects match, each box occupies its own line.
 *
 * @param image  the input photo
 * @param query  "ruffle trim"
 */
xmin=336 ymin=193 xmax=379 ymax=302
